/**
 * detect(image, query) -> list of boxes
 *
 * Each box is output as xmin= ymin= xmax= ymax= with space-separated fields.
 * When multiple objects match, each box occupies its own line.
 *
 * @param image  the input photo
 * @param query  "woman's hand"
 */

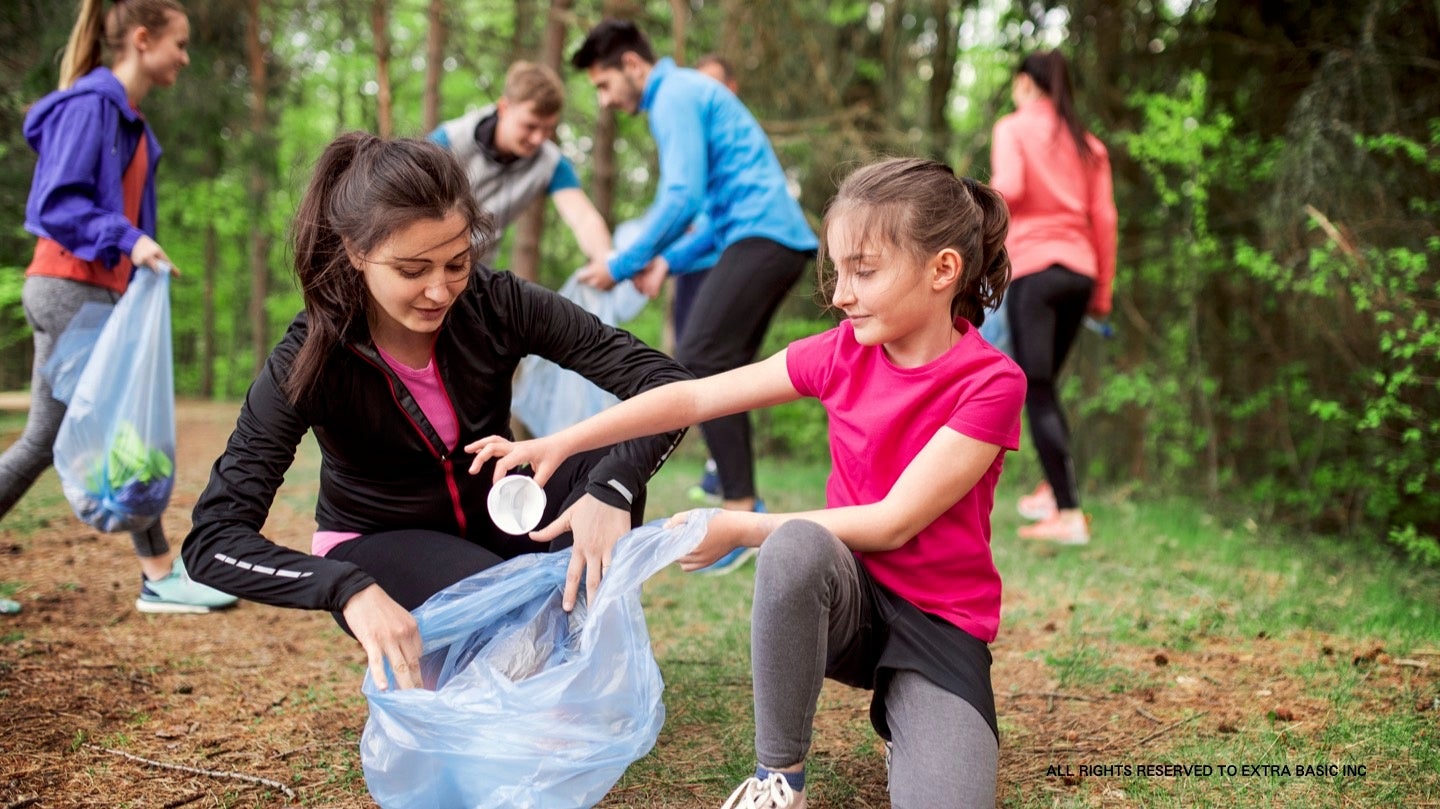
xmin=130 ymin=236 xmax=180 ymax=276
xmin=668 ymin=508 xmax=770 ymax=571
xmin=465 ymin=434 xmax=569 ymax=485
xmin=342 ymin=583 xmax=423 ymax=691
xmin=529 ymin=493 xmax=630 ymax=612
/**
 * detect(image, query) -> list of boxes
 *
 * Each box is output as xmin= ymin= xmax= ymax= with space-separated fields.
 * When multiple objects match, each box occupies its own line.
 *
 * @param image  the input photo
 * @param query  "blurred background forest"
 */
xmin=0 ymin=0 xmax=1435 ymax=563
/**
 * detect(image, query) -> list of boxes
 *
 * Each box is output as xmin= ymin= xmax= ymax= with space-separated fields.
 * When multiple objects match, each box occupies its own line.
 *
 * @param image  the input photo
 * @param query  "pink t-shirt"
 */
xmin=786 ymin=319 xmax=1025 ymax=642
xmin=311 ymin=347 xmax=460 ymax=557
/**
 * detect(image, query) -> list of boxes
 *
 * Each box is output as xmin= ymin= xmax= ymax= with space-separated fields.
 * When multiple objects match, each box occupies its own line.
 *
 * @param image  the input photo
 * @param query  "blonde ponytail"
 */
xmin=58 ymin=0 xmax=106 ymax=89
xmin=57 ymin=0 xmax=187 ymax=90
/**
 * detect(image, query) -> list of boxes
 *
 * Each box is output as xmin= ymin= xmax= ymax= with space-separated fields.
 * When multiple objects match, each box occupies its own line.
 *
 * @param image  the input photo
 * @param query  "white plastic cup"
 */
xmin=487 ymin=474 xmax=547 ymax=535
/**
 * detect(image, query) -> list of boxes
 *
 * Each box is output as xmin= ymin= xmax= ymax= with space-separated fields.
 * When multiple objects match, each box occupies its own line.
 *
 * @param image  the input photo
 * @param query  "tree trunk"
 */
xmin=200 ymin=222 xmax=217 ymax=398
xmin=372 ymin=0 xmax=393 ymax=138
xmin=509 ymin=0 xmax=573 ymax=284
xmin=423 ymin=0 xmax=445 ymax=133
xmin=245 ymin=0 xmax=271 ymax=376
xmin=926 ymin=0 xmax=956 ymax=161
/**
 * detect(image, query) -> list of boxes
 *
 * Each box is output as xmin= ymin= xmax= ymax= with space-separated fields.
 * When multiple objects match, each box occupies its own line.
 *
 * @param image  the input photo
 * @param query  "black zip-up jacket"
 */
xmin=182 ymin=269 xmax=690 ymax=612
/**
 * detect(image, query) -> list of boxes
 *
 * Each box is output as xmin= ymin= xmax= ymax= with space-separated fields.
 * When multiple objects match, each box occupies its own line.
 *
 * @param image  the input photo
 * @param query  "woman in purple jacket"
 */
xmin=0 ymin=0 xmax=234 ymax=616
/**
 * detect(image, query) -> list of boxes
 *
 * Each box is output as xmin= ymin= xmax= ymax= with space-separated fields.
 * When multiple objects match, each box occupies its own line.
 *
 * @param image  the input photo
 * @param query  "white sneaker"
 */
xmin=720 ymin=773 xmax=805 ymax=809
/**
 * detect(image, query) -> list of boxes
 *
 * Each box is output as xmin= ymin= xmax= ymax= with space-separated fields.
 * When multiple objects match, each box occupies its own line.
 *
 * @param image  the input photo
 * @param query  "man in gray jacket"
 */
xmin=429 ymin=61 xmax=611 ymax=281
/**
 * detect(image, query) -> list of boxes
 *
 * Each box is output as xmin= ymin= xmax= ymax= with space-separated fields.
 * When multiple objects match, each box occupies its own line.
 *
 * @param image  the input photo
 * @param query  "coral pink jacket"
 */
xmin=990 ymin=98 xmax=1118 ymax=316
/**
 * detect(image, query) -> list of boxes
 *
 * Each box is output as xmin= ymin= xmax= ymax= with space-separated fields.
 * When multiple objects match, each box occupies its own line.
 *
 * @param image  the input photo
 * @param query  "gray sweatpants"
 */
xmin=0 ymin=275 xmax=168 ymax=558
xmin=751 ymin=519 xmax=997 ymax=808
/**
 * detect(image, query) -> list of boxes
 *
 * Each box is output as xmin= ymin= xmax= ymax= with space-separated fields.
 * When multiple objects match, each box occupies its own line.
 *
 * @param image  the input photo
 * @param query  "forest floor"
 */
xmin=0 ymin=397 xmax=1436 ymax=808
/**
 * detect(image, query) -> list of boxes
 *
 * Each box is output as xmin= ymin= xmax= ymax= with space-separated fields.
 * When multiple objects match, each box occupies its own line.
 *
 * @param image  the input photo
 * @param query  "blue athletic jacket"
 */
xmin=23 ymin=67 xmax=161 ymax=270
xmin=607 ymin=58 xmax=817 ymax=281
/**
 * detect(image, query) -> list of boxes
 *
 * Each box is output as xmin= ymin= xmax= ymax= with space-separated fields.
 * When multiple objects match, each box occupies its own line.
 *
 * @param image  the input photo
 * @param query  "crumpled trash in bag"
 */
xmin=52 ymin=270 xmax=175 ymax=533
xmin=360 ymin=511 xmax=712 ymax=809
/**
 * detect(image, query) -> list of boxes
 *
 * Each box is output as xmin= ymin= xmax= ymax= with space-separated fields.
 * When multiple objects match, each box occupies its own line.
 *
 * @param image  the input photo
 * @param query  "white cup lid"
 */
xmin=487 ymin=475 xmax=547 ymax=535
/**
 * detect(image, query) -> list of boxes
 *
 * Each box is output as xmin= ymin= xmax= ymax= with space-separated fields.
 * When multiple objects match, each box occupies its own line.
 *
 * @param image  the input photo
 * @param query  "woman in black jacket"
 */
xmin=183 ymin=132 xmax=689 ymax=690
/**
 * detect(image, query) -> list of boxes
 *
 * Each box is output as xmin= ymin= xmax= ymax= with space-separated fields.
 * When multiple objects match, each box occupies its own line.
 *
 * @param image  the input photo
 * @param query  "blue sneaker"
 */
xmin=0 ymin=597 xmax=20 ymax=615
xmin=137 ymin=558 xmax=239 ymax=614
xmin=697 ymin=499 xmax=765 ymax=575
xmin=697 ymin=546 xmax=757 ymax=576
xmin=687 ymin=458 xmax=722 ymax=504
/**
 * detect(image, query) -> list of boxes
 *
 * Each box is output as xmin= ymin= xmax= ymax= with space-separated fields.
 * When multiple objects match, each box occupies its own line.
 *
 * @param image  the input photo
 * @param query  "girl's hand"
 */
xmin=465 ymin=434 xmax=568 ymax=485
xmin=669 ymin=508 xmax=770 ymax=571
xmin=342 ymin=584 xmax=423 ymax=691
xmin=130 ymin=236 xmax=180 ymax=276
xmin=529 ymin=494 xmax=630 ymax=612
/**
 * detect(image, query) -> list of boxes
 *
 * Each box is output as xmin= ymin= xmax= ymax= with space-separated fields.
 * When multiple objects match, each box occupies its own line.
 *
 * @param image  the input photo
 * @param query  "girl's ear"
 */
xmin=931 ymin=247 xmax=963 ymax=291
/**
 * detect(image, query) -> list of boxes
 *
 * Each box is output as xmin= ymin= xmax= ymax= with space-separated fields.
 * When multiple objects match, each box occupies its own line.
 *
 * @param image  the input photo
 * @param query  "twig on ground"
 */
xmin=1135 ymin=706 xmax=1162 ymax=723
xmin=1007 ymin=691 xmax=1103 ymax=702
xmin=84 ymin=744 xmax=297 ymax=800
xmin=161 ymin=793 xmax=205 ymax=809
xmin=6 ymin=797 xmax=42 ymax=809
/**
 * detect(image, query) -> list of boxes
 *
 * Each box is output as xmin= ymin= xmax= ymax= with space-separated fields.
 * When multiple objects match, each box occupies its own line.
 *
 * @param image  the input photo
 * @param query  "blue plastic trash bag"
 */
xmin=41 ymin=301 xmax=114 ymax=406
xmin=360 ymin=512 xmax=711 ymax=809
xmin=52 ymin=270 xmax=175 ymax=533
xmin=512 ymin=273 xmax=648 ymax=437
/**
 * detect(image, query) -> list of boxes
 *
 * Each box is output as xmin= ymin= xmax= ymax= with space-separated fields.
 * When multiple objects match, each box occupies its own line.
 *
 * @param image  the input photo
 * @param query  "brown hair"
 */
xmin=817 ymin=157 xmax=1010 ymax=327
xmin=1017 ymin=50 xmax=1093 ymax=163
xmin=503 ymin=61 xmax=565 ymax=117
xmin=695 ymin=54 xmax=736 ymax=84
xmin=284 ymin=133 xmax=497 ymax=404
xmin=59 ymin=0 xmax=186 ymax=90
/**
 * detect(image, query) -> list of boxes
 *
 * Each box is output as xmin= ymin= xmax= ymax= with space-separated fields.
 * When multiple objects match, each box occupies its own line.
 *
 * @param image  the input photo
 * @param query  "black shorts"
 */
xmin=826 ymin=563 xmax=998 ymax=743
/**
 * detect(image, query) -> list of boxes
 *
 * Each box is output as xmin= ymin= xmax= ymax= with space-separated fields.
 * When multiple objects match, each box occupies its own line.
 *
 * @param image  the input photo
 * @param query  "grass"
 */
xmin=609 ymin=436 xmax=1440 ymax=807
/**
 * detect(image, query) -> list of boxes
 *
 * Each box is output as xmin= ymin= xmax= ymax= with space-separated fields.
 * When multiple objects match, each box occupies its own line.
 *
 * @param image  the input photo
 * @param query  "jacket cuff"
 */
xmin=583 ymin=459 xmax=644 ymax=511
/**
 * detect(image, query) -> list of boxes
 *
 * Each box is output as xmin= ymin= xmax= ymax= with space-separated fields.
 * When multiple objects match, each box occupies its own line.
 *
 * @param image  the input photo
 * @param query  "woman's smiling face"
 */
xmin=351 ymin=210 xmax=472 ymax=347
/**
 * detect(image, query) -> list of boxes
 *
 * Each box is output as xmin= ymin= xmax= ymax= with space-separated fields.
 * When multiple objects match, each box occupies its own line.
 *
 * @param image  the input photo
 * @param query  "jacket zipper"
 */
xmin=351 ymin=345 xmax=469 ymax=535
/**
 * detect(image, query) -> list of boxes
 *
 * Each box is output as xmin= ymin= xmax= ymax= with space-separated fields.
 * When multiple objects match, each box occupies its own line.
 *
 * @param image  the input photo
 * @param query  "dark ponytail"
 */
xmin=817 ymin=157 xmax=1010 ymax=328
xmin=283 ymin=132 xmax=495 ymax=405
xmin=1018 ymin=50 xmax=1093 ymax=163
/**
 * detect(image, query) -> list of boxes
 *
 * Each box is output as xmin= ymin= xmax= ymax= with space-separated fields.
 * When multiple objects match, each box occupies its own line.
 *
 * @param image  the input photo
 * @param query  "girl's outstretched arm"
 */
xmin=467 ymin=348 xmax=800 ymax=486
xmin=672 ymin=425 xmax=1002 ymax=569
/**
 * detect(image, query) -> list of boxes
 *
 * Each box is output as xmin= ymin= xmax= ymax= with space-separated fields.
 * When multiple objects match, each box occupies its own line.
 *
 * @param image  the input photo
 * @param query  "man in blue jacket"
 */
xmin=571 ymin=21 xmax=817 ymax=569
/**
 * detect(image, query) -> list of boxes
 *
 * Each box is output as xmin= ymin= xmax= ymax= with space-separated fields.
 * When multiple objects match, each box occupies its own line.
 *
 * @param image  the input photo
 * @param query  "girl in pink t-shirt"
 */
xmin=468 ymin=158 xmax=1025 ymax=809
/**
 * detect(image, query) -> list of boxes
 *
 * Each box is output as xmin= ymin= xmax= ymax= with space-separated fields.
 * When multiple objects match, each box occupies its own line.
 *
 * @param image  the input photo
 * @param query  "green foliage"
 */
xmin=752 ymin=316 xmax=834 ymax=463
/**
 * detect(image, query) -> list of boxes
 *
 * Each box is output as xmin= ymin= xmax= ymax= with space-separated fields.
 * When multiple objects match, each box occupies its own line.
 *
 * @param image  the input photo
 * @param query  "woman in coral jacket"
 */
xmin=990 ymin=50 xmax=1118 ymax=545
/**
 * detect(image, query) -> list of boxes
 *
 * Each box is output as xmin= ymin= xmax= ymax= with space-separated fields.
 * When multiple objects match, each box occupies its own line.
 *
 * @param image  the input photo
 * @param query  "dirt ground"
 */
xmin=1 ymin=398 xmax=1435 ymax=808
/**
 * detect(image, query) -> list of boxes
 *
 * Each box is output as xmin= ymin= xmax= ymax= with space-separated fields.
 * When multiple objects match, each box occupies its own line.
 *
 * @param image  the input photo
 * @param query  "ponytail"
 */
xmin=58 ymin=0 xmax=187 ymax=90
xmin=818 ymin=157 xmax=1010 ymax=328
xmin=1018 ymin=50 xmax=1093 ymax=163
xmin=283 ymin=132 xmax=496 ymax=405
xmin=957 ymin=177 xmax=1011 ymax=327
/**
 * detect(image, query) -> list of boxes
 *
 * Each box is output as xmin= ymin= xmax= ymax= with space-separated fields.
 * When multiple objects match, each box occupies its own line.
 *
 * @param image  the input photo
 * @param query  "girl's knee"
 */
xmin=755 ymin=519 xmax=839 ymax=587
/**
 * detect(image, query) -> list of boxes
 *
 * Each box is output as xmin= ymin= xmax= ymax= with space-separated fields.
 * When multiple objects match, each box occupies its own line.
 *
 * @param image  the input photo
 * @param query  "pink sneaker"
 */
xmin=1017 ymin=481 xmax=1057 ymax=521
xmin=1018 ymin=511 xmax=1090 ymax=545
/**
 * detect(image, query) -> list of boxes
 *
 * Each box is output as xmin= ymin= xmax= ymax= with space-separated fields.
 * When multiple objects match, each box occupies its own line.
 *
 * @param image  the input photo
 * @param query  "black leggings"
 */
xmin=675 ymin=237 xmax=810 ymax=500
xmin=1007 ymin=265 xmax=1094 ymax=510
xmin=325 ymin=446 xmax=646 ymax=634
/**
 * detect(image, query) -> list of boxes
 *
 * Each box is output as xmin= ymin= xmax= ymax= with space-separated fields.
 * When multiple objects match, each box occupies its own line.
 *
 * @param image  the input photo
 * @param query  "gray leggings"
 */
xmin=752 ymin=520 xmax=997 ymax=808
xmin=0 ymin=275 xmax=168 ymax=558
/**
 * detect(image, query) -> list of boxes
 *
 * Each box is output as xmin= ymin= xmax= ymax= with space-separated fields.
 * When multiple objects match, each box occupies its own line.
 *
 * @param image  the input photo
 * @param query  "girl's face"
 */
xmin=827 ymin=212 xmax=937 ymax=347
xmin=136 ymin=12 xmax=191 ymax=88
xmin=826 ymin=210 xmax=962 ymax=360
xmin=352 ymin=211 xmax=472 ymax=347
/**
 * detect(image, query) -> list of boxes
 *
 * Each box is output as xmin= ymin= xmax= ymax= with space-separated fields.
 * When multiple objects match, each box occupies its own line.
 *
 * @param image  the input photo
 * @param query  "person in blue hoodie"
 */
xmin=571 ymin=22 xmax=818 ymax=576
xmin=0 ymin=0 xmax=235 ymax=616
